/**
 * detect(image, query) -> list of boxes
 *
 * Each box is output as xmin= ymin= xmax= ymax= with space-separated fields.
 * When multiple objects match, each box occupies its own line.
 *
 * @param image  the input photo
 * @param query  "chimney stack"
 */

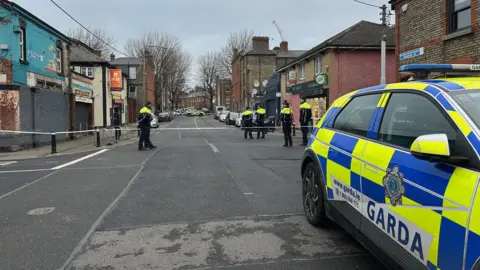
xmin=280 ymin=41 xmax=288 ymax=52
xmin=110 ymin=53 xmax=115 ymax=61
xmin=252 ymin=36 xmax=270 ymax=52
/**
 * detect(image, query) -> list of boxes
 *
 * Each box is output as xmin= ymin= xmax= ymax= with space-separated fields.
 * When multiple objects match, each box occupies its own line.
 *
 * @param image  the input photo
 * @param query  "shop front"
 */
xmin=111 ymin=92 xmax=125 ymax=127
xmin=262 ymin=74 xmax=281 ymax=120
xmin=72 ymin=73 xmax=94 ymax=131
xmin=286 ymin=74 xmax=328 ymax=126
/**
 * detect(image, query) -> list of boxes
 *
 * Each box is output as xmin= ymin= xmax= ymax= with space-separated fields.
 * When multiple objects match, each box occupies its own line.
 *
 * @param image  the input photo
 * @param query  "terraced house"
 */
xmin=277 ymin=20 xmax=396 ymax=127
xmin=0 ymin=0 xmax=71 ymax=150
xmin=390 ymin=0 xmax=480 ymax=80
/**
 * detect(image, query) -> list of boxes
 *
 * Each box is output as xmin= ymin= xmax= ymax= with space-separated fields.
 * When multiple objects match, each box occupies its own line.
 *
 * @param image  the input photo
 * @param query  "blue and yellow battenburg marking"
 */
xmin=307 ymin=76 xmax=480 ymax=270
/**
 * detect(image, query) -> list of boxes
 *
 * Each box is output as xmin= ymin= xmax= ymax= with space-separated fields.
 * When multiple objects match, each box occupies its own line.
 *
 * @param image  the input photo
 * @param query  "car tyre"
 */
xmin=302 ymin=162 xmax=329 ymax=227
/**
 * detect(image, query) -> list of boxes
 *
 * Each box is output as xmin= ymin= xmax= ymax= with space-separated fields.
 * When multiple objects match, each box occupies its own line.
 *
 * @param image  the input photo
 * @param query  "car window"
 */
xmin=333 ymin=94 xmax=382 ymax=137
xmin=378 ymin=93 xmax=457 ymax=149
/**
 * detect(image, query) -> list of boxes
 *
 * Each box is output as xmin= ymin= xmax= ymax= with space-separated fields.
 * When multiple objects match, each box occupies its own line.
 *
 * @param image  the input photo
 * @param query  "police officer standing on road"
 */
xmin=280 ymin=102 xmax=293 ymax=147
xmin=137 ymin=101 xmax=156 ymax=151
xmin=299 ymin=98 xmax=312 ymax=146
xmin=255 ymin=105 xmax=266 ymax=139
xmin=242 ymin=106 xmax=254 ymax=139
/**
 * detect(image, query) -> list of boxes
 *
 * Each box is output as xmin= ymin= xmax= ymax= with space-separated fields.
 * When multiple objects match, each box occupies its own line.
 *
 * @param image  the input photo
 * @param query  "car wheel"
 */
xmin=302 ymin=162 xmax=329 ymax=227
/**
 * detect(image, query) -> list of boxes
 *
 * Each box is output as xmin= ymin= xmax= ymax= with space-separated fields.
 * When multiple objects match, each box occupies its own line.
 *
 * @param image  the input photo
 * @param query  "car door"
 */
xmin=318 ymin=93 xmax=382 ymax=233
xmin=359 ymin=90 xmax=480 ymax=270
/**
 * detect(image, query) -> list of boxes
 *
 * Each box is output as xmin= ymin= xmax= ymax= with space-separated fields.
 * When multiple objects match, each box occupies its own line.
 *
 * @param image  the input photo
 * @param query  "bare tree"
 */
xmin=164 ymin=50 xmax=192 ymax=110
xmin=196 ymin=50 xmax=220 ymax=111
xmin=216 ymin=29 xmax=254 ymax=78
xmin=66 ymin=27 xmax=117 ymax=60
xmin=124 ymin=30 xmax=183 ymax=110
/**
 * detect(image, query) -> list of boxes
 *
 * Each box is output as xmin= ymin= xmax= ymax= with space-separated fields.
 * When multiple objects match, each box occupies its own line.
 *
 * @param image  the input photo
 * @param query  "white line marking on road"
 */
xmin=0 ymin=161 xmax=17 ymax=166
xmin=0 ymin=170 xmax=58 ymax=200
xmin=0 ymin=168 xmax=53 ymax=173
xmin=194 ymin=117 xmax=199 ymax=130
xmin=244 ymin=192 xmax=254 ymax=195
xmin=204 ymin=139 xmax=219 ymax=153
xmin=51 ymin=149 xmax=109 ymax=170
xmin=58 ymin=146 xmax=161 ymax=270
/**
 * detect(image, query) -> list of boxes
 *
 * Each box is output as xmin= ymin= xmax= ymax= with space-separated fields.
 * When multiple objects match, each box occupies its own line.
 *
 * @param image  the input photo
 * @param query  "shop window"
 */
xmin=448 ymin=0 xmax=471 ymax=33
xmin=81 ymin=67 xmax=93 ymax=77
xmin=19 ymin=27 xmax=26 ymax=62
xmin=55 ymin=48 xmax=63 ymax=73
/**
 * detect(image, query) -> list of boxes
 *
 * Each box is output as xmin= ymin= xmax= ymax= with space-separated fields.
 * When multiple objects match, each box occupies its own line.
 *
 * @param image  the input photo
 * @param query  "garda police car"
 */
xmin=301 ymin=64 xmax=480 ymax=270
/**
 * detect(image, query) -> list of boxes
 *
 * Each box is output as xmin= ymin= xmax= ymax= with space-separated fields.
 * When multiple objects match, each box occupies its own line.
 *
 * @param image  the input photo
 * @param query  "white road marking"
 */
xmin=0 ymin=168 xmax=53 ymax=173
xmin=51 ymin=149 xmax=109 ymax=170
xmin=59 ymin=146 xmax=162 ymax=270
xmin=194 ymin=117 xmax=200 ymax=130
xmin=244 ymin=192 xmax=254 ymax=195
xmin=27 ymin=207 xmax=55 ymax=216
xmin=204 ymin=139 xmax=219 ymax=153
xmin=0 ymin=161 xmax=17 ymax=166
xmin=0 ymin=170 xmax=58 ymax=200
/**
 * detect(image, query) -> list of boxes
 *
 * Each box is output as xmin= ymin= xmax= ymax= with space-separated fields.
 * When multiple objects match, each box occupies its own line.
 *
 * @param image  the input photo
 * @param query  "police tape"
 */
xmin=0 ymin=126 xmax=136 ymax=135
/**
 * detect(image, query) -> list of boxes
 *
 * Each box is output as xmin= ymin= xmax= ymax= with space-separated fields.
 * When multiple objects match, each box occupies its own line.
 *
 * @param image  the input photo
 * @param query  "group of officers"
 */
xmin=136 ymin=99 xmax=314 ymax=150
xmin=241 ymin=98 xmax=313 ymax=147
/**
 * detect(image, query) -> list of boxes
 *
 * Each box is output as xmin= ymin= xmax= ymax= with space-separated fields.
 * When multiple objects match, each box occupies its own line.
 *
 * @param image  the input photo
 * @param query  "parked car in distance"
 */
xmin=157 ymin=111 xmax=173 ymax=122
xmin=219 ymin=111 xmax=229 ymax=122
xmin=226 ymin=112 xmax=239 ymax=125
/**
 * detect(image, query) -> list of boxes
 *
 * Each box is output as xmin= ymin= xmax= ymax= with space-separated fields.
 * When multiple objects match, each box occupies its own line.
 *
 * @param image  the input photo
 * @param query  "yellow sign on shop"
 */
xmin=112 ymin=93 xmax=122 ymax=100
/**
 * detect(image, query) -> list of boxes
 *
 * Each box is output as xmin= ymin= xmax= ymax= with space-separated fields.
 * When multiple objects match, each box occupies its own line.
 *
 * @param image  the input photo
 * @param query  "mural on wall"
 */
xmin=45 ymin=44 xmax=58 ymax=74
xmin=0 ymin=90 xmax=20 ymax=131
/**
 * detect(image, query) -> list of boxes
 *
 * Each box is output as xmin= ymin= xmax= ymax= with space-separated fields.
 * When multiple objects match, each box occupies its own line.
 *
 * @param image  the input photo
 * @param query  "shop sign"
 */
xmin=315 ymin=73 xmax=328 ymax=86
xmin=288 ymin=70 xmax=297 ymax=85
xmin=75 ymin=89 xmax=92 ymax=103
xmin=110 ymin=69 xmax=123 ymax=90
xmin=287 ymin=80 xmax=323 ymax=94
xmin=112 ymin=92 xmax=124 ymax=104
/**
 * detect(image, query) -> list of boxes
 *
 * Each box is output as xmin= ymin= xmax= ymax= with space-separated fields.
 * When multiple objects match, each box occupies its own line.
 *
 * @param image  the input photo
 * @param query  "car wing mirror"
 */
xmin=410 ymin=134 xmax=468 ymax=166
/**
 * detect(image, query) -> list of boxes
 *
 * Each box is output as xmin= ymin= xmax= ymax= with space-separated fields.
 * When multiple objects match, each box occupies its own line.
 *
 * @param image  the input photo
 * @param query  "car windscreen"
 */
xmin=221 ymin=111 xmax=229 ymax=115
xmin=449 ymin=89 xmax=480 ymax=128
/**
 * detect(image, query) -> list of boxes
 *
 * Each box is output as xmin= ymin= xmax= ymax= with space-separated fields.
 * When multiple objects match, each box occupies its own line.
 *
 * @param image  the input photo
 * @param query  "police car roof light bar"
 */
xmin=399 ymin=64 xmax=480 ymax=80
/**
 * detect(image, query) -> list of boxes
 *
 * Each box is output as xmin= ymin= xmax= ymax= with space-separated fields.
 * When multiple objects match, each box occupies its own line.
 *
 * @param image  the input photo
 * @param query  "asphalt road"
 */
xmin=0 ymin=116 xmax=385 ymax=270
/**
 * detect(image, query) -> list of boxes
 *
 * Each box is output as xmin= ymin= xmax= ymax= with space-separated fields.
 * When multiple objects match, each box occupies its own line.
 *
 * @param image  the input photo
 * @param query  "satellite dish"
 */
xmin=262 ymin=79 xmax=268 ymax=87
xmin=253 ymin=80 xmax=260 ymax=87
xmin=252 ymin=88 xmax=258 ymax=95
xmin=276 ymin=92 xmax=282 ymax=97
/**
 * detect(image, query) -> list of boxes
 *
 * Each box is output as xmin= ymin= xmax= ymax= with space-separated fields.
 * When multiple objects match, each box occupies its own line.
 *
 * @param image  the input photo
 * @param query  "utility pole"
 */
xmin=143 ymin=49 xmax=147 ymax=109
xmin=380 ymin=4 xmax=387 ymax=85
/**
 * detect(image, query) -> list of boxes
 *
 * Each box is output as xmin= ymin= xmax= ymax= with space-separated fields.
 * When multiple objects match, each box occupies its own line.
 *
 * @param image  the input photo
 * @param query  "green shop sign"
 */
xmin=286 ymin=73 xmax=328 ymax=94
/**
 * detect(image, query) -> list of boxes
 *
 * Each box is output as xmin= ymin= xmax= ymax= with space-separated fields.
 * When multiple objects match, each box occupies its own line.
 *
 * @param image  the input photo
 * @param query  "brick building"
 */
xmin=231 ymin=37 xmax=306 ymax=112
xmin=215 ymin=77 xmax=231 ymax=108
xmin=390 ymin=0 xmax=479 ymax=81
xmin=183 ymin=91 xmax=208 ymax=109
xmin=277 ymin=20 xmax=396 ymax=127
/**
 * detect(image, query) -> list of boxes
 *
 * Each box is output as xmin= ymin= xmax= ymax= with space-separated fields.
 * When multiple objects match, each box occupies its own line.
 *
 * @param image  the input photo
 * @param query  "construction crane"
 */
xmin=272 ymin=20 xmax=285 ymax=42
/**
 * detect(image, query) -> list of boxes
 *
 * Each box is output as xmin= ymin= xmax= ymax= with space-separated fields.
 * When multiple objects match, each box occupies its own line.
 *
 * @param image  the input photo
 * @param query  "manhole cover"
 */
xmin=27 ymin=207 xmax=55 ymax=216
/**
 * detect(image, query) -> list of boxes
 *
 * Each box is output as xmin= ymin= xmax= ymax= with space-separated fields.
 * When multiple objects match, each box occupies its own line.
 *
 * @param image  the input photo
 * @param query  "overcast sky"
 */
xmin=11 ymin=0 xmax=393 ymax=85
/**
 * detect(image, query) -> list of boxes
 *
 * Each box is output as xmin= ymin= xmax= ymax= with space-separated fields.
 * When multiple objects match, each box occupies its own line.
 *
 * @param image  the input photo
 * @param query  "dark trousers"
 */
xmin=139 ymin=125 xmax=152 ymax=149
xmin=244 ymin=122 xmax=253 ymax=138
xmin=257 ymin=121 xmax=265 ymax=138
xmin=114 ymin=126 xmax=121 ymax=141
xmin=300 ymin=123 xmax=308 ymax=145
xmin=282 ymin=122 xmax=292 ymax=146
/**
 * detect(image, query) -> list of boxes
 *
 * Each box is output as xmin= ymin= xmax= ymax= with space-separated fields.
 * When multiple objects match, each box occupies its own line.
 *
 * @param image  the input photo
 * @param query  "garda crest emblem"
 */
xmin=383 ymin=165 xmax=405 ymax=206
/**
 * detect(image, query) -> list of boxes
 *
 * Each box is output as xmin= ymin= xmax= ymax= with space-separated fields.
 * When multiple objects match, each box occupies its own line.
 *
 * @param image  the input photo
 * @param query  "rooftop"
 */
xmin=110 ymin=57 xmax=143 ymax=66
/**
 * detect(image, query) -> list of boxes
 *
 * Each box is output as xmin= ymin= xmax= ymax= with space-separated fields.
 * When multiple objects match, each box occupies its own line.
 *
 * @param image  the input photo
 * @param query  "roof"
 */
xmin=277 ymin=50 xmax=308 ymax=58
xmin=187 ymin=91 xmax=208 ymax=98
xmin=70 ymin=45 xmax=106 ymax=64
xmin=1 ymin=1 xmax=70 ymax=42
xmin=110 ymin=57 xmax=142 ymax=66
xmin=277 ymin=20 xmax=395 ymax=72
xmin=244 ymin=50 xmax=276 ymax=56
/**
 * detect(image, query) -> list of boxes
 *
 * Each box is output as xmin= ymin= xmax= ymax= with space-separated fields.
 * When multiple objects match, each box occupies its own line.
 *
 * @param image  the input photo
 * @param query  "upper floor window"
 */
xmin=448 ymin=0 xmax=471 ymax=33
xmin=129 ymin=66 xmax=137 ymax=79
xmin=315 ymin=56 xmax=322 ymax=74
xmin=81 ymin=67 xmax=93 ymax=77
xmin=19 ymin=27 xmax=26 ymax=61
xmin=299 ymin=63 xmax=305 ymax=80
xmin=333 ymin=94 xmax=381 ymax=137
xmin=55 ymin=48 xmax=63 ymax=73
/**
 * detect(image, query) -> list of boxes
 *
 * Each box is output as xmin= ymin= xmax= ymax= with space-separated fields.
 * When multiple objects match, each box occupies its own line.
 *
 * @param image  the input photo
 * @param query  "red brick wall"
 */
xmin=231 ymin=58 xmax=241 ymax=112
xmin=145 ymin=59 xmax=155 ymax=107
xmin=0 ymin=58 xmax=13 ymax=83
xmin=330 ymin=49 xmax=396 ymax=102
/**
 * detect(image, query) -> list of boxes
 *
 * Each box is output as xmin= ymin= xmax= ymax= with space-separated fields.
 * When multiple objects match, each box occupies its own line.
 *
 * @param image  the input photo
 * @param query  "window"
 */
xmin=333 ymin=94 xmax=381 ymax=137
xmin=299 ymin=63 xmax=305 ymax=80
xmin=80 ymin=67 xmax=93 ymax=77
xmin=19 ymin=27 xmax=26 ymax=61
xmin=448 ymin=0 xmax=471 ymax=33
xmin=129 ymin=86 xmax=136 ymax=93
xmin=449 ymin=89 xmax=480 ymax=128
xmin=129 ymin=66 xmax=137 ymax=79
xmin=315 ymin=56 xmax=322 ymax=74
xmin=55 ymin=48 xmax=62 ymax=73
xmin=378 ymin=93 xmax=457 ymax=149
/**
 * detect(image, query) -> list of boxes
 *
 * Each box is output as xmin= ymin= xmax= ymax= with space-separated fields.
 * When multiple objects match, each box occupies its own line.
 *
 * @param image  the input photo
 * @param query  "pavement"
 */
xmin=0 ymin=116 xmax=385 ymax=270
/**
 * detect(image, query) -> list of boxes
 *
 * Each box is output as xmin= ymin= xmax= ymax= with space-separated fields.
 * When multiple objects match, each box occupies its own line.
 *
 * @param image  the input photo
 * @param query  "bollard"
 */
xmin=51 ymin=132 xmax=57 ymax=154
xmin=292 ymin=123 xmax=296 ymax=136
xmin=95 ymin=129 xmax=100 ymax=147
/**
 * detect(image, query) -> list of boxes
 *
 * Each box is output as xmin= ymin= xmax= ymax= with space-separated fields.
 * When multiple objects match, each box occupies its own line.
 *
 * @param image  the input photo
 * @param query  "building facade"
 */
xmin=184 ymin=91 xmax=208 ymax=109
xmin=71 ymin=71 xmax=93 ymax=131
xmin=70 ymin=41 xmax=127 ymax=128
xmin=0 ymin=0 xmax=71 ymax=150
xmin=215 ymin=77 xmax=231 ymax=109
xmin=390 ymin=0 xmax=480 ymax=81
xmin=277 ymin=21 xmax=396 ymax=127
xmin=110 ymin=53 xmax=155 ymax=118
